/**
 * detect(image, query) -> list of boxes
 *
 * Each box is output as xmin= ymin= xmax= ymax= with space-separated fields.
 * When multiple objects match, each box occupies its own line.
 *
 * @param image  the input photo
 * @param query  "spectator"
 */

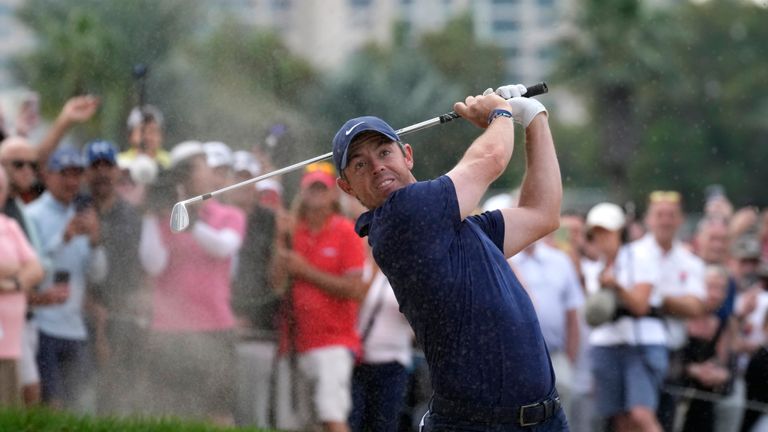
xmin=759 ymin=210 xmax=768 ymax=260
xmin=696 ymin=218 xmax=738 ymax=328
xmin=36 ymin=95 xmax=100 ymax=171
xmin=0 ymin=165 xmax=44 ymax=407
xmin=139 ymin=141 xmax=245 ymax=423
xmin=229 ymin=150 xmax=262 ymax=215
xmin=0 ymin=136 xmax=46 ymax=407
xmin=271 ymin=163 xmax=365 ymax=432
xmin=556 ymin=210 xmax=602 ymax=432
xmin=118 ymin=105 xmax=170 ymax=169
xmin=116 ymin=105 xmax=168 ymax=205
xmin=203 ymin=141 xmax=234 ymax=193
xmin=230 ymin=150 xmax=278 ymax=332
xmin=585 ymin=202 xmax=667 ymax=432
xmin=634 ymin=191 xmax=706 ymax=431
xmin=510 ymin=240 xmax=584 ymax=416
xmin=703 ymin=185 xmax=733 ymax=223
xmin=730 ymin=235 xmax=762 ymax=292
xmin=26 ymin=147 xmax=107 ymax=409
xmin=679 ymin=264 xmax=734 ymax=432
xmin=1 ymin=136 xmax=44 ymax=205
xmin=80 ymin=140 xmax=144 ymax=415
xmin=348 ymin=192 xmax=414 ymax=432
xmin=740 ymin=264 xmax=768 ymax=432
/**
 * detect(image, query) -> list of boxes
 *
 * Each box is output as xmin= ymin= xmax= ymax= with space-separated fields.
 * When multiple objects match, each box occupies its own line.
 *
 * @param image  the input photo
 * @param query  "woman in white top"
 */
xmin=585 ymin=203 xmax=668 ymax=432
xmin=349 ymin=260 xmax=414 ymax=432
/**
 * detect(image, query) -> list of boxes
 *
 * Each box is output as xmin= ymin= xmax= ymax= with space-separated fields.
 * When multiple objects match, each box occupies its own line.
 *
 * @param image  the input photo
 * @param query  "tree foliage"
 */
xmin=14 ymin=0 xmax=200 ymax=141
xmin=554 ymin=0 xmax=768 ymax=207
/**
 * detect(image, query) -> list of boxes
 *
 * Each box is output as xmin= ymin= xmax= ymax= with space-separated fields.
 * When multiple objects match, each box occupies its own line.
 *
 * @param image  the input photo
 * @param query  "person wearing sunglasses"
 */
xmin=0 ymin=136 xmax=43 ymax=207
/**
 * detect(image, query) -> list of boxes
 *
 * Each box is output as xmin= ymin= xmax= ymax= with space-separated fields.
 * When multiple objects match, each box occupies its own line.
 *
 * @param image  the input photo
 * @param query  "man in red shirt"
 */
xmin=272 ymin=162 xmax=366 ymax=432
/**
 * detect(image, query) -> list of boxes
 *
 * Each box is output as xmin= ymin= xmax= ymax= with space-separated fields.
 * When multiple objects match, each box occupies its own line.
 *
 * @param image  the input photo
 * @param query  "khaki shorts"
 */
xmin=275 ymin=346 xmax=354 ymax=428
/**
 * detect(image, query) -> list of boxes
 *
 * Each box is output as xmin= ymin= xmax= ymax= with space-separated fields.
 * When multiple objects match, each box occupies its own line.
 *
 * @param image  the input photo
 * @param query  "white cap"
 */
xmin=256 ymin=178 xmax=282 ymax=193
xmin=586 ymin=202 xmax=626 ymax=232
xmin=482 ymin=190 xmax=520 ymax=212
xmin=232 ymin=150 xmax=261 ymax=177
xmin=126 ymin=105 xmax=164 ymax=130
xmin=203 ymin=141 xmax=233 ymax=168
xmin=169 ymin=140 xmax=205 ymax=168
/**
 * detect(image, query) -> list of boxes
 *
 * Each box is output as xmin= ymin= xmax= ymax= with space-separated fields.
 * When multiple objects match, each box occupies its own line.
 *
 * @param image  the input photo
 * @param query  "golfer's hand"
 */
xmin=453 ymin=93 xmax=510 ymax=129
xmin=494 ymin=84 xmax=547 ymax=128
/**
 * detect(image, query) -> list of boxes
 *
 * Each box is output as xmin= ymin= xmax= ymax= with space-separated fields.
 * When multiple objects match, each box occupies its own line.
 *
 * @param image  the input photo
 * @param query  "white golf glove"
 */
xmin=495 ymin=84 xmax=547 ymax=128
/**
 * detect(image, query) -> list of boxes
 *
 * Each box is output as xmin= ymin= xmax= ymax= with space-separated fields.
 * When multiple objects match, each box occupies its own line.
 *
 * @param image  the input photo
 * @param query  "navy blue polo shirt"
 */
xmin=355 ymin=175 xmax=554 ymax=406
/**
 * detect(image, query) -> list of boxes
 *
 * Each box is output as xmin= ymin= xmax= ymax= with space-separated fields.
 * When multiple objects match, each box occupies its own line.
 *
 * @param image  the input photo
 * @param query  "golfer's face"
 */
xmin=340 ymin=135 xmax=413 ymax=209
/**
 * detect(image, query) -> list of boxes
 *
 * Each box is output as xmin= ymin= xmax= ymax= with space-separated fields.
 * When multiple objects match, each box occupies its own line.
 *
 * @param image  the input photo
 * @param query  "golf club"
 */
xmin=170 ymin=82 xmax=548 ymax=232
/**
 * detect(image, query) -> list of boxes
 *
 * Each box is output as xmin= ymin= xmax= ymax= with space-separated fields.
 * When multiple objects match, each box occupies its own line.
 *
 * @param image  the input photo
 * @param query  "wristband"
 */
xmin=487 ymin=109 xmax=513 ymax=125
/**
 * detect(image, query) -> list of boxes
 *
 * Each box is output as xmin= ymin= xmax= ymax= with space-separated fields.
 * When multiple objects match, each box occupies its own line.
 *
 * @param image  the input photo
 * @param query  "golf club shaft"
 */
xmin=180 ymin=82 xmax=548 ymax=205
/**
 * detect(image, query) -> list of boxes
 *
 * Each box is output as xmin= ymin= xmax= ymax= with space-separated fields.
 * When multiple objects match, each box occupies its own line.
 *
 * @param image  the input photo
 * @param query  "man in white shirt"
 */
xmin=511 ymin=240 xmax=584 ymax=415
xmin=633 ymin=191 xmax=706 ymax=431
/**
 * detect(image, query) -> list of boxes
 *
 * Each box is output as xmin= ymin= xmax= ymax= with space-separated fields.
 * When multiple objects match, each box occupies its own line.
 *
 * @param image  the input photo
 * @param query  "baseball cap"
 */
xmin=169 ymin=140 xmax=205 ymax=168
xmin=332 ymin=116 xmax=400 ymax=174
xmin=83 ymin=140 xmax=118 ymax=166
xmin=232 ymin=150 xmax=261 ymax=177
xmin=300 ymin=170 xmax=336 ymax=190
xmin=48 ymin=147 xmax=85 ymax=172
xmin=203 ymin=141 xmax=233 ymax=168
xmin=731 ymin=235 xmax=761 ymax=260
xmin=756 ymin=260 xmax=768 ymax=279
xmin=126 ymin=105 xmax=164 ymax=130
xmin=586 ymin=202 xmax=626 ymax=232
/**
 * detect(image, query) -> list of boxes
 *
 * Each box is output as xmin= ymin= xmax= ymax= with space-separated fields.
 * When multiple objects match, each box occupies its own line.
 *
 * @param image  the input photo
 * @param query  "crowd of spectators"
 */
xmin=0 ymin=94 xmax=766 ymax=432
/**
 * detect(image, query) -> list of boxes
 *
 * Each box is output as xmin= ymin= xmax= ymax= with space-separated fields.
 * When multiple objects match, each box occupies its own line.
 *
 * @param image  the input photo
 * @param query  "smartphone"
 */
xmin=74 ymin=194 xmax=93 ymax=213
xmin=53 ymin=270 xmax=70 ymax=284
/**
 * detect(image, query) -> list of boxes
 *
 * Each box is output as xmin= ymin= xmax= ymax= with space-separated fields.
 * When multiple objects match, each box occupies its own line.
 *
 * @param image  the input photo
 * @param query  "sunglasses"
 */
xmin=304 ymin=161 xmax=336 ymax=176
xmin=9 ymin=160 xmax=39 ymax=170
xmin=649 ymin=190 xmax=681 ymax=204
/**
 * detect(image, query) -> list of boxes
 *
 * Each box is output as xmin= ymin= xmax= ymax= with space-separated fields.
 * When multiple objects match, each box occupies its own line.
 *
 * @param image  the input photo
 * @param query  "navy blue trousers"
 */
xmin=349 ymin=361 xmax=409 ymax=432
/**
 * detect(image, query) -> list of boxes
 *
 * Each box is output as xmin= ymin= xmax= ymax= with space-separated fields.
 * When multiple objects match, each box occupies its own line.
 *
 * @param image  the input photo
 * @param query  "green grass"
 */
xmin=0 ymin=408 xmax=279 ymax=432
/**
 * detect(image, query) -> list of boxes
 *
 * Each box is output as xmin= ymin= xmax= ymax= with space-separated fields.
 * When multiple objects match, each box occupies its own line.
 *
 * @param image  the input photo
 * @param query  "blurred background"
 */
xmin=0 ymin=0 xmax=765 ymax=212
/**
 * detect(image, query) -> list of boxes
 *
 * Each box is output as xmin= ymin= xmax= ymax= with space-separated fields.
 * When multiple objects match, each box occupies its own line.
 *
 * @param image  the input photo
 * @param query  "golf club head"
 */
xmin=170 ymin=202 xmax=190 ymax=233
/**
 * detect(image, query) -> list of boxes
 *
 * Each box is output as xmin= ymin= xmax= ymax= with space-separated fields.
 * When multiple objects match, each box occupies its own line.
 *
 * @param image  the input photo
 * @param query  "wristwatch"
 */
xmin=487 ymin=109 xmax=513 ymax=125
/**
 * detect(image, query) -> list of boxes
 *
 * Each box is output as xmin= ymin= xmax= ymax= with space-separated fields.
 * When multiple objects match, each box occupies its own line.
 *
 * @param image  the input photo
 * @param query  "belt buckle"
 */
xmin=519 ymin=402 xmax=540 ymax=427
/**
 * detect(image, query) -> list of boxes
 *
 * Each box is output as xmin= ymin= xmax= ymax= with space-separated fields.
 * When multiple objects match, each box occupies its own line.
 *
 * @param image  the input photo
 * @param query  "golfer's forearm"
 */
xmin=462 ymin=118 xmax=516 ymax=183
xmin=517 ymin=115 xmax=561 ymax=230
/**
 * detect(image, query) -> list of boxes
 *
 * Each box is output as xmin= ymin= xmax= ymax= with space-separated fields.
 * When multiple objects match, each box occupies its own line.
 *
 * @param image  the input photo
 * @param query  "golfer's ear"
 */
xmin=403 ymin=143 xmax=414 ymax=170
xmin=337 ymin=177 xmax=353 ymax=195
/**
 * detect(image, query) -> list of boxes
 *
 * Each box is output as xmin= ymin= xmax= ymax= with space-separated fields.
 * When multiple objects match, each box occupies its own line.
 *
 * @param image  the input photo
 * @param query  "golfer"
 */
xmin=334 ymin=84 xmax=567 ymax=431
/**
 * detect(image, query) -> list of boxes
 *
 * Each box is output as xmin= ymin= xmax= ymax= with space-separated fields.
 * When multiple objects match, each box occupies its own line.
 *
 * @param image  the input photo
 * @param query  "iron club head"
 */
xmin=170 ymin=201 xmax=190 ymax=233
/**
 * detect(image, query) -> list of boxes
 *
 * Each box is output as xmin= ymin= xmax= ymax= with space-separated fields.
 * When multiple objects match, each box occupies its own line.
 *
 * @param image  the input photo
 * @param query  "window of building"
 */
xmin=492 ymin=19 xmax=520 ymax=32
xmin=350 ymin=0 xmax=372 ymax=7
